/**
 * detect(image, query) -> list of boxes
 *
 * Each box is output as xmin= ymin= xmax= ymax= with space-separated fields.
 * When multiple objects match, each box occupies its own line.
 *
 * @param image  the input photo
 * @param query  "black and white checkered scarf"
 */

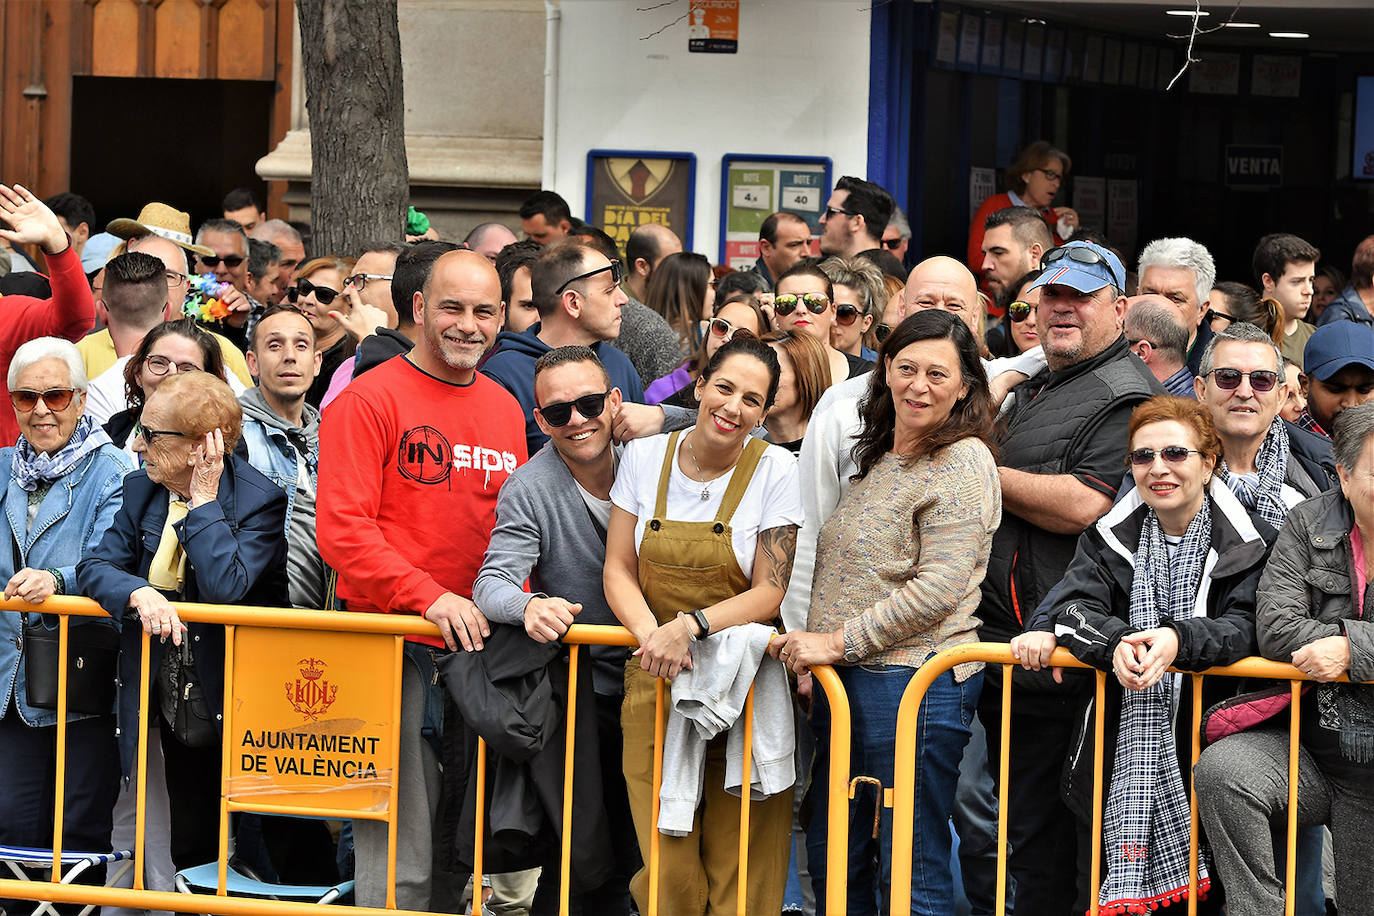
xmin=1217 ymin=416 xmax=1290 ymax=531
xmin=1099 ymin=499 xmax=1212 ymax=913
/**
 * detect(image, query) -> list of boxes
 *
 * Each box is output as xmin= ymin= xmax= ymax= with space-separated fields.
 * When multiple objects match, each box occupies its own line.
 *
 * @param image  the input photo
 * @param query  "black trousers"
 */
xmin=158 ymin=713 xmax=223 ymax=871
xmin=978 ymin=669 xmax=1083 ymax=916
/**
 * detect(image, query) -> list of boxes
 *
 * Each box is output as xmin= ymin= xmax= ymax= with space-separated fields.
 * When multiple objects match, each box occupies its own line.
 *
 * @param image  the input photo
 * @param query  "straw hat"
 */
xmin=106 ymin=203 xmax=214 ymax=257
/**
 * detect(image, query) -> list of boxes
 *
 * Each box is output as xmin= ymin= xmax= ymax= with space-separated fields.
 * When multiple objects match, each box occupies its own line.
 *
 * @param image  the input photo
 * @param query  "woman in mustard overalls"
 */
xmin=605 ymin=335 xmax=804 ymax=915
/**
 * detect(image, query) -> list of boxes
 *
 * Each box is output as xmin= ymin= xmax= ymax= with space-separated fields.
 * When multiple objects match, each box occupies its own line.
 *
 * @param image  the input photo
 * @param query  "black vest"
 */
xmin=979 ymin=338 xmax=1163 ymax=645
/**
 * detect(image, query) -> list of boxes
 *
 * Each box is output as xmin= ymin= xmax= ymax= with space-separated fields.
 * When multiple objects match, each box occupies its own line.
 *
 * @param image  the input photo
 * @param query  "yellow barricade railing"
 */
xmin=0 ymin=595 xmax=853 ymax=916
xmin=887 ymin=643 xmax=1353 ymax=916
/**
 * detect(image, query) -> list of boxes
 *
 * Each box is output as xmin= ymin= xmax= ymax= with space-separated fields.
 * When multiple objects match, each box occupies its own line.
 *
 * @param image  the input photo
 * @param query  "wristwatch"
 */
xmin=842 ymin=629 xmax=861 ymax=664
xmin=690 ymin=609 xmax=711 ymax=639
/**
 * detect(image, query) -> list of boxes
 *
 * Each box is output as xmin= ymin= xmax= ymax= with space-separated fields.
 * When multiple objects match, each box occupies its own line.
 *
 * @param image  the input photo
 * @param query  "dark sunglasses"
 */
xmin=875 ymin=323 xmax=892 ymax=343
xmin=554 ymin=261 xmax=623 ymax=296
xmin=134 ymin=424 xmax=187 ymax=447
xmin=1205 ymin=368 xmax=1280 ymax=393
xmin=1206 ymin=308 xmax=1236 ymax=326
xmin=881 ymin=237 xmax=903 ymax=251
xmin=834 ymin=304 xmax=864 ymax=327
xmin=1007 ymin=300 xmax=1037 ymax=323
xmin=824 ymin=206 xmax=856 ymax=219
xmin=538 ymin=391 xmax=611 ymax=428
xmin=10 ymin=387 xmax=77 ymax=413
xmin=287 ymin=279 xmax=341 ymax=307
xmin=198 ymin=254 xmax=245 ymax=269
xmin=774 ymin=293 xmax=830 ymax=316
xmin=708 ymin=318 xmax=756 ymax=342
xmin=1041 ymin=244 xmax=1123 ymax=289
xmin=1127 ymin=446 xmax=1202 ymax=467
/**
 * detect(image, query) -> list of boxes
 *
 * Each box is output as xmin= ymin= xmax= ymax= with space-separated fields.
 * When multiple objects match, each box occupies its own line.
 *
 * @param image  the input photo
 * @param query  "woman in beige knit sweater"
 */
xmin=770 ymin=309 xmax=1001 ymax=914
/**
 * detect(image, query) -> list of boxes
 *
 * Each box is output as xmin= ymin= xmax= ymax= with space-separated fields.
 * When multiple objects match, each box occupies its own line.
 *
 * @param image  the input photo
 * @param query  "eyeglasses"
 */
xmin=1041 ymin=245 xmax=1123 ymax=289
xmin=134 ymin=424 xmax=187 ymax=448
xmin=1034 ymin=168 xmax=1063 ymax=182
xmin=774 ymin=293 xmax=830 ymax=317
xmin=1007 ymin=300 xmax=1037 ymax=323
xmin=1127 ymin=446 xmax=1202 ymax=466
xmin=823 ymin=206 xmax=856 ymax=220
xmin=708 ymin=317 xmax=755 ymax=341
xmin=163 ymin=270 xmax=187 ymax=287
xmin=881 ymin=237 xmax=903 ymax=251
xmin=344 ymin=273 xmax=393 ymax=291
xmin=1204 ymin=368 xmax=1280 ymax=393
xmin=834 ymin=304 xmax=863 ymax=327
xmin=198 ymin=254 xmax=245 ymax=269
xmin=875 ymin=323 xmax=892 ymax=343
xmin=143 ymin=355 xmax=202 ymax=377
xmin=10 ymin=387 xmax=77 ymax=413
xmin=287 ymin=279 xmax=341 ymax=307
xmin=554 ymin=261 xmax=623 ymax=296
xmin=538 ymin=390 xmax=611 ymax=428
xmin=1206 ymin=308 xmax=1236 ymax=326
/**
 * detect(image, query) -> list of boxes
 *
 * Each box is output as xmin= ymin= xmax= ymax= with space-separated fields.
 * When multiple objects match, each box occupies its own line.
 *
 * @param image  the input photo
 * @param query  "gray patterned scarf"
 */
xmin=1099 ymin=499 xmax=1212 ymax=913
xmin=10 ymin=416 xmax=110 ymax=492
xmin=1218 ymin=416 xmax=1290 ymax=530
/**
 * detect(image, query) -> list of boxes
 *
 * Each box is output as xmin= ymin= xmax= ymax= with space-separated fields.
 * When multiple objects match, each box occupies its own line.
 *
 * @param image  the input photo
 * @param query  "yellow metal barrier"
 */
xmin=0 ymin=596 xmax=853 ymax=916
xmin=887 ymin=643 xmax=1350 ymax=916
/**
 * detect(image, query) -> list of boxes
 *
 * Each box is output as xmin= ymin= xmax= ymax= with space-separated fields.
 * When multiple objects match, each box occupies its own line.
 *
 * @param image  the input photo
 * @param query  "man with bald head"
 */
xmin=250 ymin=219 xmax=306 ymax=301
xmin=462 ymin=221 xmax=519 ymax=262
xmin=318 ymin=248 xmax=527 ymax=910
xmin=985 ymin=240 xmax=1163 ymax=916
xmin=1124 ymin=295 xmax=1194 ymax=396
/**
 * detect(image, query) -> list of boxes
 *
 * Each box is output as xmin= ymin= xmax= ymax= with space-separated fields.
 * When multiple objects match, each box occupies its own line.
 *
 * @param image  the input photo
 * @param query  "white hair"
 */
xmin=1137 ymin=237 xmax=1216 ymax=308
xmin=8 ymin=337 xmax=88 ymax=391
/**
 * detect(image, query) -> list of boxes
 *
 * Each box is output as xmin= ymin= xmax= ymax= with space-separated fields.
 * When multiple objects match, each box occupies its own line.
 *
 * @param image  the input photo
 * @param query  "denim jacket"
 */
xmin=0 ymin=444 xmax=131 ymax=726
xmin=238 ymin=418 xmax=306 ymax=535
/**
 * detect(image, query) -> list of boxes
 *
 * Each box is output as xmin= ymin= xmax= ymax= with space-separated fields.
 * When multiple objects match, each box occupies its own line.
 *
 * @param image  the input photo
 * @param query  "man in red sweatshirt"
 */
xmin=317 ymin=249 xmax=526 ymax=910
xmin=0 ymin=184 xmax=96 ymax=445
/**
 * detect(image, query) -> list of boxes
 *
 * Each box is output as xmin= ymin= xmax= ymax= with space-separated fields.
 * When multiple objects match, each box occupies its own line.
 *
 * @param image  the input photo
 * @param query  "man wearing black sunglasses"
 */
xmin=474 ymin=345 xmax=636 ymax=909
xmin=482 ymin=241 xmax=646 ymax=457
xmin=818 ymin=176 xmax=894 ymax=260
xmin=195 ymin=218 xmax=250 ymax=293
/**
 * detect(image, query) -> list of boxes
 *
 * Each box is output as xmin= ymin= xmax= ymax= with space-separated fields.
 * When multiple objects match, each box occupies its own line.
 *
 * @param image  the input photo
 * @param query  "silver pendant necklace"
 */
xmin=686 ymin=432 xmax=712 ymax=501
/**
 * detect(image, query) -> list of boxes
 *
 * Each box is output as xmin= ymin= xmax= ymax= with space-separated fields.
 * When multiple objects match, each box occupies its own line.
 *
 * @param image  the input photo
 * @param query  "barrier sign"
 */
xmin=1225 ymin=145 xmax=1283 ymax=189
xmin=226 ymin=626 xmax=400 ymax=813
xmin=719 ymin=154 xmax=831 ymax=270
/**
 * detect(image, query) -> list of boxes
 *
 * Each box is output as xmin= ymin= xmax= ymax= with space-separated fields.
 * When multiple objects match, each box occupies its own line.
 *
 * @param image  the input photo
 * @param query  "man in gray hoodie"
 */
xmin=239 ymin=303 xmax=326 ymax=609
xmin=473 ymin=345 xmax=638 ymax=913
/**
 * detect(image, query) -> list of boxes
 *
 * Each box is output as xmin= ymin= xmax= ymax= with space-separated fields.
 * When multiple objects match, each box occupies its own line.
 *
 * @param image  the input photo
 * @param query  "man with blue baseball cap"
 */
xmin=1302 ymin=319 xmax=1374 ymax=434
xmin=977 ymin=239 xmax=1165 ymax=915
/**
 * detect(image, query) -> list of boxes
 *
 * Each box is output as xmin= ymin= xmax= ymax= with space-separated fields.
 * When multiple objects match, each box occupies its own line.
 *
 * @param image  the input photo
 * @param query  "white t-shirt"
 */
xmin=85 ymin=356 xmax=247 ymax=427
xmin=611 ymin=429 xmax=805 ymax=579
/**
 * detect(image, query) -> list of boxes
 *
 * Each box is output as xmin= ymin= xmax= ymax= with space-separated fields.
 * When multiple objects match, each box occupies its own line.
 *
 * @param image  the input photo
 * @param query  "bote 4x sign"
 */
xmin=1225 ymin=145 xmax=1283 ymax=189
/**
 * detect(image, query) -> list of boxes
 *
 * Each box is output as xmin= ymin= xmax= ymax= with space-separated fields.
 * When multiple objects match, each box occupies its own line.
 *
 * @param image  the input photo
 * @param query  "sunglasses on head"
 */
xmin=10 ymin=387 xmax=77 ymax=413
xmin=554 ymin=260 xmax=623 ymax=296
xmin=538 ymin=390 xmax=611 ymax=428
xmin=774 ymin=293 xmax=830 ymax=317
xmin=1127 ymin=446 xmax=1202 ymax=467
xmin=834 ymin=304 xmax=864 ymax=327
xmin=1204 ymin=368 xmax=1280 ymax=393
xmin=1041 ymin=245 xmax=1123 ymax=289
xmin=1007 ymin=300 xmax=1037 ymax=323
xmin=198 ymin=254 xmax=245 ymax=269
xmin=287 ymin=279 xmax=341 ymax=307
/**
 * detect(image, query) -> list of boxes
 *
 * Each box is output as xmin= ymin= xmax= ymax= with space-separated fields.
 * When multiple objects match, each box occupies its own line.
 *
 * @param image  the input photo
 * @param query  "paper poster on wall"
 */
xmin=1107 ymin=179 xmax=1139 ymax=255
xmin=1120 ymin=42 xmax=1140 ymax=87
xmin=981 ymin=14 xmax=1003 ymax=72
xmin=1356 ymin=77 xmax=1374 ymax=180
xmin=1189 ymin=53 xmax=1240 ymax=95
xmin=969 ymin=167 xmax=997 ymax=224
xmin=1139 ymin=46 xmax=1158 ymax=90
xmin=1073 ymin=176 xmax=1106 ymax=232
xmin=935 ymin=10 xmax=959 ymax=65
xmin=1083 ymin=35 xmax=1103 ymax=83
xmin=1022 ymin=23 xmax=1044 ymax=80
xmin=1251 ymin=55 xmax=1301 ymax=97
xmin=1003 ymin=18 xmax=1024 ymax=74
xmin=718 ymin=154 xmax=830 ymax=269
xmin=1043 ymin=29 xmax=1064 ymax=82
xmin=687 ymin=0 xmax=738 ymax=54
xmin=1102 ymin=38 xmax=1121 ymax=85
xmin=957 ymin=11 xmax=981 ymax=69
xmin=586 ymin=150 xmax=696 ymax=257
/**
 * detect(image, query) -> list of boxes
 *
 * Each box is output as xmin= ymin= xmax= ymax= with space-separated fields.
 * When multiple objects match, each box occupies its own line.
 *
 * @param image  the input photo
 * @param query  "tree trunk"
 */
xmin=295 ymin=0 xmax=408 ymax=257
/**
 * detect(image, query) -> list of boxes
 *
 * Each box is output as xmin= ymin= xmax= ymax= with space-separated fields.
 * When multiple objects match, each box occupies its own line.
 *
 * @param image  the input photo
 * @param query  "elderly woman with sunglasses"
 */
xmin=285 ymin=255 xmax=357 ymax=408
xmin=0 ymin=337 xmax=130 ymax=857
xmin=772 ymin=261 xmax=872 ymax=382
xmin=1024 ymin=396 xmax=1273 ymax=914
xmin=79 ymin=370 xmax=287 ymax=872
xmin=644 ymin=290 xmax=770 ymax=408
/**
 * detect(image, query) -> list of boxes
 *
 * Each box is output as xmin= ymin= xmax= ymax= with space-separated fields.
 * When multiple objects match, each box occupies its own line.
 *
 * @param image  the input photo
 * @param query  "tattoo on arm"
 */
xmin=757 ymin=525 xmax=798 ymax=593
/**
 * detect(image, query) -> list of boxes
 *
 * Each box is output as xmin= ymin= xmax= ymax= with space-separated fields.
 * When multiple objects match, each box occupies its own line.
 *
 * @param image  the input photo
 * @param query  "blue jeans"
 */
xmin=805 ymin=664 xmax=981 ymax=916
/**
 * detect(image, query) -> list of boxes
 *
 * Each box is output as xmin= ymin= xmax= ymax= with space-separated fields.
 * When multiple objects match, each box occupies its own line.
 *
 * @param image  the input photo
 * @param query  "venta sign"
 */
xmin=1225 ymin=145 xmax=1283 ymax=189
